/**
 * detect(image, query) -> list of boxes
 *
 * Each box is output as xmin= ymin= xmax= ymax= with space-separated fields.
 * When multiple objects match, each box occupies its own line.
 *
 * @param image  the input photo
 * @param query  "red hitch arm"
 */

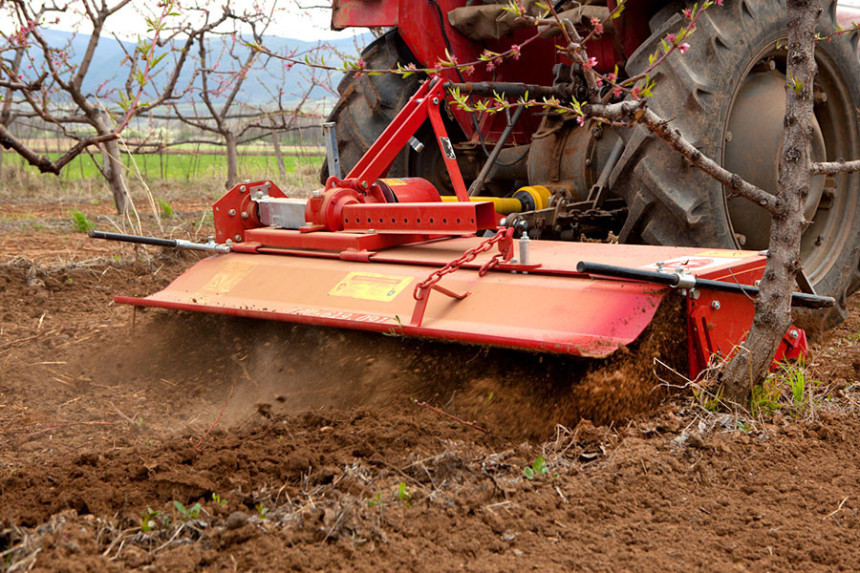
xmin=341 ymin=77 xmax=470 ymax=201
xmin=306 ymin=78 xmax=472 ymax=231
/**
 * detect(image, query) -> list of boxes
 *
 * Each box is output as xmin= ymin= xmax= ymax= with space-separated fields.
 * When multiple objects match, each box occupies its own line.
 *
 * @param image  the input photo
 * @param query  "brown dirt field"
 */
xmin=1 ymin=196 xmax=859 ymax=572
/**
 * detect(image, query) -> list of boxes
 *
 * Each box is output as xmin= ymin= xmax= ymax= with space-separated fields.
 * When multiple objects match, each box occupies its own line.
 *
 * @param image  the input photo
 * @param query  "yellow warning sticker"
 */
xmin=380 ymin=178 xmax=407 ymax=186
xmin=200 ymin=260 xmax=255 ymax=295
xmin=329 ymin=272 xmax=413 ymax=302
xmin=696 ymin=250 xmax=756 ymax=258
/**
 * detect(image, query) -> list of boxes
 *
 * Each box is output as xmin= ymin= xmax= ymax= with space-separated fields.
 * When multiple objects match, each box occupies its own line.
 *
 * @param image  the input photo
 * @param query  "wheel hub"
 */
xmin=724 ymin=69 xmax=826 ymax=250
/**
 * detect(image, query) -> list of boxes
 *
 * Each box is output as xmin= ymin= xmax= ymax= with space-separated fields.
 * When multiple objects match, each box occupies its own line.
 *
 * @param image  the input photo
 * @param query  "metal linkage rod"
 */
xmin=576 ymin=261 xmax=835 ymax=309
xmin=89 ymin=231 xmax=231 ymax=253
xmin=468 ymin=105 xmax=525 ymax=196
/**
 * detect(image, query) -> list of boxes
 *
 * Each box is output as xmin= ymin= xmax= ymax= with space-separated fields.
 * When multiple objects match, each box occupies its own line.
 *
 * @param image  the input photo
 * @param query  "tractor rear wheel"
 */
xmin=320 ymin=31 xmax=422 ymax=184
xmin=611 ymin=0 xmax=860 ymax=331
xmin=320 ymin=30 xmax=460 ymax=196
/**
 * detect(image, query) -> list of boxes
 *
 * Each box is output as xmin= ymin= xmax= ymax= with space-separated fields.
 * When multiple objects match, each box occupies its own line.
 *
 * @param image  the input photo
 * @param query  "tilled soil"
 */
xmin=1 ymin=206 xmax=859 ymax=572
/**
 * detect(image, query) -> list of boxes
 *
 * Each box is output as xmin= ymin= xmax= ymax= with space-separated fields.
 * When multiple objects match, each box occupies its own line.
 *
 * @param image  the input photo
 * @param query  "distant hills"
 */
xmin=29 ymin=28 xmax=372 ymax=106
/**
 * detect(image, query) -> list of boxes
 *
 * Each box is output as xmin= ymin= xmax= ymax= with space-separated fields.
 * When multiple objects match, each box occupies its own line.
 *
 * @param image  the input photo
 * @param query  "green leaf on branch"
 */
xmin=501 ymin=0 xmax=524 ymax=16
xmin=151 ymin=52 xmax=167 ymax=68
xmin=117 ymin=91 xmax=130 ymax=112
xmin=788 ymin=72 xmax=803 ymax=96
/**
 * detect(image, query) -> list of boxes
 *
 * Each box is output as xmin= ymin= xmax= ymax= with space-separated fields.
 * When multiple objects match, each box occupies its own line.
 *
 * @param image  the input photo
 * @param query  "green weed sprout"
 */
xmin=752 ymin=359 xmax=821 ymax=417
xmin=212 ymin=493 xmax=227 ymax=506
xmin=157 ymin=198 xmax=174 ymax=218
xmin=775 ymin=360 xmax=820 ymax=415
xmin=173 ymin=500 xmax=202 ymax=520
xmin=396 ymin=482 xmax=411 ymax=502
xmin=367 ymin=492 xmax=383 ymax=508
xmin=140 ymin=508 xmax=170 ymax=532
xmin=255 ymin=503 xmax=269 ymax=519
xmin=70 ymin=209 xmax=95 ymax=233
xmin=523 ymin=456 xmax=549 ymax=480
xmin=750 ymin=378 xmax=781 ymax=417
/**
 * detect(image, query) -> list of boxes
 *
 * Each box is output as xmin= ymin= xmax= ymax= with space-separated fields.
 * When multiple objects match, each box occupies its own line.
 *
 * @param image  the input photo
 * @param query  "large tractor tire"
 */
xmin=320 ymin=31 xmax=422 ymax=184
xmin=611 ymin=0 xmax=860 ymax=331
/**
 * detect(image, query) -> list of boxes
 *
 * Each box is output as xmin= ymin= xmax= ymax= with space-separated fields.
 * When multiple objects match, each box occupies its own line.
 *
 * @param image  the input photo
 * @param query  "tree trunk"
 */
xmin=103 ymin=138 xmax=130 ymax=214
xmin=271 ymin=130 xmax=287 ymax=179
xmin=718 ymin=0 xmax=819 ymax=403
xmin=225 ymin=131 xmax=239 ymax=189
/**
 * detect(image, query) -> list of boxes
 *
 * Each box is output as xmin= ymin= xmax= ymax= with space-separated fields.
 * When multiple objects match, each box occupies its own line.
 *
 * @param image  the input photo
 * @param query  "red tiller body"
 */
xmin=118 ymin=71 xmax=811 ymax=378
xmin=117 ymin=219 xmax=807 ymax=378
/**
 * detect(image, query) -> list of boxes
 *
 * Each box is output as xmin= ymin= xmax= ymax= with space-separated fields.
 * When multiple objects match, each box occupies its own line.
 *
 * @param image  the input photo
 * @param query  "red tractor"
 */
xmin=323 ymin=0 xmax=860 ymax=329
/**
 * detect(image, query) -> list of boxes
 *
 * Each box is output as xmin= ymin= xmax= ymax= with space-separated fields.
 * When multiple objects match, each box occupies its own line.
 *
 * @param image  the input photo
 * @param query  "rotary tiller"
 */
xmin=92 ymin=79 xmax=831 ymax=378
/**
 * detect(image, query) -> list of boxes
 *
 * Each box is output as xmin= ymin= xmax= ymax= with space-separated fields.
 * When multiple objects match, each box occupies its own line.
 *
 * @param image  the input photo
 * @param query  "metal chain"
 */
xmin=414 ymin=229 xmax=512 ymax=300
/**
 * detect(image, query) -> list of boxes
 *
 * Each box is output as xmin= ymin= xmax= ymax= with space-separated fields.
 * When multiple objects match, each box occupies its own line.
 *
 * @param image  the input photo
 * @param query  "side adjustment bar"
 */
xmin=576 ymin=261 xmax=835 ymax=309
xmin=89 ymin=231 xmax=230 ymax=253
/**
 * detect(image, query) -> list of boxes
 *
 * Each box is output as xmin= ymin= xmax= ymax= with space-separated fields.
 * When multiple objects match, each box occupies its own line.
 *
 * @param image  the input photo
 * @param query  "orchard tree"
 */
xmin=0 ymin=0 xmax=194 ymax=212
xmin=168 ymin=4 xmax=273 ymax=188
xmin=0 ymin=35 xmax=25 ymax=175
xmin=0 ymin=0 xmax=248 ymax=212
xmin=168 ymin=3 xmax=334 ymax=188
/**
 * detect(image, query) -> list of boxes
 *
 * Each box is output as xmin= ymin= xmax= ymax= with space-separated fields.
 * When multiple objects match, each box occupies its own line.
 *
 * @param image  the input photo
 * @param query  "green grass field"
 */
xmin=5 ymin=148 xmax=325 ymax=183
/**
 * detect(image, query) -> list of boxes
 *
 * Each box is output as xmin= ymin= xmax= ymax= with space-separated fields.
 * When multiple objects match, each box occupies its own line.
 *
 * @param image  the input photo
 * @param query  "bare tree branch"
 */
xmin=585 ymin=99 xmax=779 ymax=212
xmin=810 ymin=159 xmax=860 ymax=175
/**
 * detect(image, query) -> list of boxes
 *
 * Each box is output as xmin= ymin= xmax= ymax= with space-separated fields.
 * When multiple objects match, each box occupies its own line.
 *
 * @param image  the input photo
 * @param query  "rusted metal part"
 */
xmin=503 ymin=197 xmax=627 ymax=242
xmin=527 ymin=118 xmax=622 ymax=201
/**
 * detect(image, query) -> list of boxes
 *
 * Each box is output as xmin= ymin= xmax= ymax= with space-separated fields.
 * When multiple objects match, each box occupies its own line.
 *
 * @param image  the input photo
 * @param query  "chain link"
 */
xmin=413 ymin=229 xmax=513 ymax=300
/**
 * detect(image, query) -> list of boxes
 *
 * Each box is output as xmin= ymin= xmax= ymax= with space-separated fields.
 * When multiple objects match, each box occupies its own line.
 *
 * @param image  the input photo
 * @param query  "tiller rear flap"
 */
xmin=91 ymin=78 xmax=833 ymax=379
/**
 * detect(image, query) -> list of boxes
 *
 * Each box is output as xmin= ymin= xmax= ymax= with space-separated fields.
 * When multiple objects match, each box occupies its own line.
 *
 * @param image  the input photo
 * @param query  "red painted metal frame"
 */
xmin=301 ymin=78 xmax=478 ymax=233
xmin=114 ymin=249 xmax=671 ymax=359
xmin=213 ymin=181 xmax=287 ymax=244
xmin=342 ymin=201 xmax=497 ymax=233
xmin=241 ymin=228 xmax=433 ymax=252
xmin=341 ymin=78 xmax=469 ymax=201
xmin=114 ymin=233 xmax=811 ymax=378
xmin=688 ymin=289 xmax=808 ymax=375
